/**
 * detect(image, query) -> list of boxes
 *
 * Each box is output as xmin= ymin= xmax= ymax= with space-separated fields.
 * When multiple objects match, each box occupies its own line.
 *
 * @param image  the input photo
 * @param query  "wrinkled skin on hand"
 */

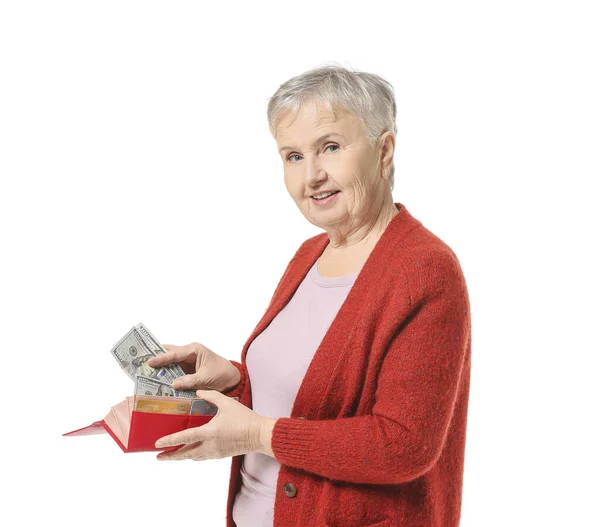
xmin=154 ymin=389 xmax=271 ymax=461
xmin=147 ymin=342 xmax=241 ymax=392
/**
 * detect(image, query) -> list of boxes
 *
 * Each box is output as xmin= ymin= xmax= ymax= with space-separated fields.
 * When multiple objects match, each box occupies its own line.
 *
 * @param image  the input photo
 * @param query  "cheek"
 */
xmin=282 ymin=170 xmax=293 ymax=187
xmin=331 ymin=152 xmax=364 ymax=181
xmin=283 ymin=172 xmax=303 ymax=197
xmin=347 ymin=179 xmax=370 ymax=204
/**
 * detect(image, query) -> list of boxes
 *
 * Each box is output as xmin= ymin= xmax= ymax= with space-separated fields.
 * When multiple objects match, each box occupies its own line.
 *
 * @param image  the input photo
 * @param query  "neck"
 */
xmin=324 ymin=196 xmax=398 ymax=254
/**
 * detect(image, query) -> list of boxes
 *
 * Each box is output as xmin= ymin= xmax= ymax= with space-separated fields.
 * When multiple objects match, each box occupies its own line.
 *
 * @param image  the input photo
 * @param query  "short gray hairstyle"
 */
xmin=267 ymin=63 xmax=398 ymax=191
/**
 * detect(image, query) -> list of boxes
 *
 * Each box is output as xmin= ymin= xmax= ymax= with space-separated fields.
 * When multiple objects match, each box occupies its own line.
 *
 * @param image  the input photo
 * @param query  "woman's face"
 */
xmin=276 ymin=101 xmax=388 ymax=233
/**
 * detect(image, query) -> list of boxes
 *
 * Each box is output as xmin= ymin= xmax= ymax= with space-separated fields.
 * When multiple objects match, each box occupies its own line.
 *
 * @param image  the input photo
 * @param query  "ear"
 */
xmin=378 ymin=131 xmax=395 ymax=181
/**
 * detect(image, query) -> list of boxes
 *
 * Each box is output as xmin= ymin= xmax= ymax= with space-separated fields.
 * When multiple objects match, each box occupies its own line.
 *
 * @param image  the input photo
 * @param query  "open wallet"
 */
xmin=63 ymin=395 xmax=238 ymax=453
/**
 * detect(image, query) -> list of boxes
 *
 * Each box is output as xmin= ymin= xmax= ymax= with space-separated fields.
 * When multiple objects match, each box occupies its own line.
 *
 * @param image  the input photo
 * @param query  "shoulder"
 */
xmin=393 ymin=224 xmax=469 ymax=308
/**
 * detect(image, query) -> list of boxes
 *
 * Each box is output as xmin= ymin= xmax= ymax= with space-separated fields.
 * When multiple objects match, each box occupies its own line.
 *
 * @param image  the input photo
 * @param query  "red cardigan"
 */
xmin=223 ymin=202 xmax=472 ymax=527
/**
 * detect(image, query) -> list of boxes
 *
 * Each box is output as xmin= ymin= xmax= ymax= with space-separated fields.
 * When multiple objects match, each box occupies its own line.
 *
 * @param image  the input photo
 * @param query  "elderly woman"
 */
xmin=148 ymin=64 xmax=472 ymax=527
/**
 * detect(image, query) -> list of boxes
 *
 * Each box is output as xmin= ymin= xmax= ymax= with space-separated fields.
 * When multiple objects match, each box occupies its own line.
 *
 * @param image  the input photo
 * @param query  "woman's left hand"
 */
xmin=154 ymin=390 xmax=271 ymax=461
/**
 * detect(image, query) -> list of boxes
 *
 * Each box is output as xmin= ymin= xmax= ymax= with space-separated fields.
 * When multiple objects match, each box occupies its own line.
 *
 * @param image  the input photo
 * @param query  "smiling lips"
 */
xmin=311 ymin=190 xmax=340 ymax=206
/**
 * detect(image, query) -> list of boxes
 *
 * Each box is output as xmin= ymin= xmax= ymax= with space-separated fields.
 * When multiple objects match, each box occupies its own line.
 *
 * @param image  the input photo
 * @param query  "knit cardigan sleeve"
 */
xmin=221 ymin=360 xmax=248 ymax=400
xmin=270 ymin=252 xmax=471 ymax=485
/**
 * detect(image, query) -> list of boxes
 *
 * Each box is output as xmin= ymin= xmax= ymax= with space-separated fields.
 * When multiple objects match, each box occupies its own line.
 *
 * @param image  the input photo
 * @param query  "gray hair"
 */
xmin=267 ymin=63 xmax=398 ymax=191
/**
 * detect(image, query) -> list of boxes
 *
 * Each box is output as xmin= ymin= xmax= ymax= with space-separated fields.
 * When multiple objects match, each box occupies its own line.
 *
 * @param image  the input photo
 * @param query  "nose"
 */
xmin=304 ymin=155 xmax=327 ymax=186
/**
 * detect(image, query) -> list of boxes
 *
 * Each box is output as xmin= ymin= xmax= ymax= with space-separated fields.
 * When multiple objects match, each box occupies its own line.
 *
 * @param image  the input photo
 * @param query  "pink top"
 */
xmin=232 ymin=257 xmax=359 ymax=527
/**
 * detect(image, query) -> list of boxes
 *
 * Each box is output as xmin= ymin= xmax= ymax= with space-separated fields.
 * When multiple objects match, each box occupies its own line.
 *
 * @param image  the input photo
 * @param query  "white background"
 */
xmin=1 ymin=1 xmax=598 ymax=526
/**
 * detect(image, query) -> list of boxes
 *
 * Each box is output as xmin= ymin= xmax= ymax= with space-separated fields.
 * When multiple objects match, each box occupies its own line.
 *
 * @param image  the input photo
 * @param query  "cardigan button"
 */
xmin=283 ymin=482 xmax=297 ymax=497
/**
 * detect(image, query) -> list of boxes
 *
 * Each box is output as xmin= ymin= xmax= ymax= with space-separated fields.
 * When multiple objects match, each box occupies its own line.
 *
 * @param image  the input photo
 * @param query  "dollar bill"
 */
xmin=135 ymin=322 xmax=186 ymax=379
xmin=134 ymin=375 xmax=196 ymax=399
xmin=111 ymin=326 xmax=180 ymax=384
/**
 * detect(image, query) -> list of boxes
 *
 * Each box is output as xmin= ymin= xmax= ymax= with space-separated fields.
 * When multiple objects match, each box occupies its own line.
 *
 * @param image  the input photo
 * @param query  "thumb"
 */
xmin=195 ymin=389 xmax=226 ymax=402
xmin=173 ymin=373 xmax=203 ymax=390
xmin=195 ymin=389 xmax=226 ymax=416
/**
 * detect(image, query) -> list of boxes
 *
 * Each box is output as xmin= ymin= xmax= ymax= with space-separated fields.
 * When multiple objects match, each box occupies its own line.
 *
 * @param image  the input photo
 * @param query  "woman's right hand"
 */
xmin=146 ymin=342 xmax=241 ymax=393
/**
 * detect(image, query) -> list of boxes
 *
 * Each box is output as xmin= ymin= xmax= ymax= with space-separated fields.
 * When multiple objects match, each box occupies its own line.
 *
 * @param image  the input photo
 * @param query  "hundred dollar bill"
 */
xmin=135 ymin=322 xmax=186 ymax=378
xmin=111 ymin=326 xmax=179 ymax=384
xmin=134 ymin=375 xmax=196 ymax=399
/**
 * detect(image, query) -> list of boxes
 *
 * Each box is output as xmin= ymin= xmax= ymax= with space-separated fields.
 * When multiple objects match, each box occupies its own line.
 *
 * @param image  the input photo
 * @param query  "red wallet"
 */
xmin=63 ymin=396 xmax=215 ymax=453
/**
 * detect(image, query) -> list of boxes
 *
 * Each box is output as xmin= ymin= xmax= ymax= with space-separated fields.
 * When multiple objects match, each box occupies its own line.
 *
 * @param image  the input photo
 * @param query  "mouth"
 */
xmin=311 ymin=190 xmax=341 ymax=205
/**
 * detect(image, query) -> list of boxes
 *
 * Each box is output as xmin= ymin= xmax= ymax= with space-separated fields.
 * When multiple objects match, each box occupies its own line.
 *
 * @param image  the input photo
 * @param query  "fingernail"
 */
xmin=155 ymin=441 xmax=165 ymax=448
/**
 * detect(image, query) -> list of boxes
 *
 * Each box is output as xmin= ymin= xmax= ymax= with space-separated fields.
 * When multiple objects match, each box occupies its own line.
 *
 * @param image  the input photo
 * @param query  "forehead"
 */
xmin=276 ymin=102 xmax=361 ymax=143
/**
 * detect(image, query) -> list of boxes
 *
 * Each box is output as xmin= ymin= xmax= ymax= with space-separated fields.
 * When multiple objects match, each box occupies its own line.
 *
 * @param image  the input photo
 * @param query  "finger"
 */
xmin=155 ymin=428 xmax=203 ymax=449
xmin=195 ymin=389 xmax=224 ymax=402
xmin=173 ymin=373 xmax=204 ymax=390
xmin=163 ymin=344 xmax=174 ymax=351
xmin=157 ymin=442 xmax=203 ymax=461
xmin=147 ymin=348 xmax=187 ymax=367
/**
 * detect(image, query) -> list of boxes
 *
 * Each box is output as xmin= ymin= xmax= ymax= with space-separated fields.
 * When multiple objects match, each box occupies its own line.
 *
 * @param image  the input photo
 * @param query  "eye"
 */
xmin=286 ymin=143 xmax=339 ymax=163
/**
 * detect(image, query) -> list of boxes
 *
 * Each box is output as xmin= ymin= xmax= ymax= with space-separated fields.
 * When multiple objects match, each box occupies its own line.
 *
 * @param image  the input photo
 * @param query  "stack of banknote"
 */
xmin=110 ymin=323 xmax=198 ymax=399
